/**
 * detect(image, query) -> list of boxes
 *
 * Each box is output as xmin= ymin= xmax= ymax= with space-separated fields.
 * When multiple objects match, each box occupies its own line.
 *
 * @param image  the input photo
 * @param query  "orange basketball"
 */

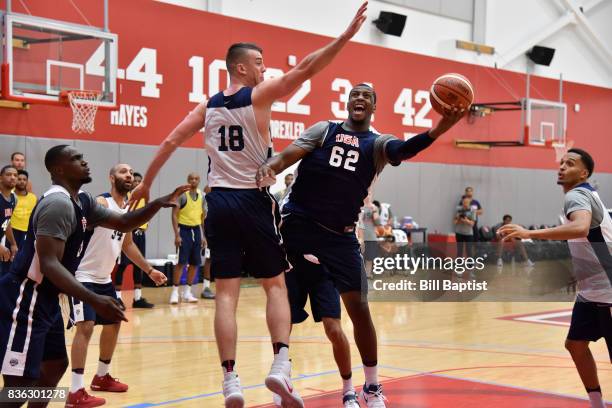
xmin=429 ymin=73 xmax=474 ymax=115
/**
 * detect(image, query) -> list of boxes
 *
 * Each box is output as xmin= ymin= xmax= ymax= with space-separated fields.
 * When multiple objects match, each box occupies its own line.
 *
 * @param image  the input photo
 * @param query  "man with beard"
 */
xmin=499 ymin=149 xmax=611 ymax=408
xmin=0 ymin=165 xmax=18 ymax=274
xmin=0 ymin=145 xmax=186 ymax=408
xmin=128 ymin=4 xmax=368 ymax=406
xmin=257 ymin=83 xmax=465 ymax=407
xmin=10 ymin=170 xmax=37 ymax=248
xmin=66 ymin=164 xmax=168 ymax=407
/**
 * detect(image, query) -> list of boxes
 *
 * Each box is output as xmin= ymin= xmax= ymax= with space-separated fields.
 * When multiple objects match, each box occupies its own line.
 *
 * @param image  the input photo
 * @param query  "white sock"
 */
xmin=182 ymin=285 xmax=189 ymax=296
xmin=274 ymin=346 xmax=289 ymax=362
xmin=342 ymin=376 xmax=353 ymax=394
xmin=97 ymin=360 xmax=110 ymax=377
xmin=172 ymin=285 xmax=179 ymax=294
xmin=588 ymin=391 xmax=605 ymax=408
xmin=203 ymin=279 xmax=210 ymax=289
xmin=71 ymin=371 xmax=84 ymax=392
xmin=134 ymin=288 xmax=142 ymax=301
xmin=364 ymin=365 xmax=378 ymax=387
xmin=115 ymin=290 xmax=122 ymax=299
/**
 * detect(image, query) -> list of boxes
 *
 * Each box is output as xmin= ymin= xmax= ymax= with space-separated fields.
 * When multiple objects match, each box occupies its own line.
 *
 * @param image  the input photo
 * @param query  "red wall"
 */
xmin=1 ymin=0 xmax=611 ymax=172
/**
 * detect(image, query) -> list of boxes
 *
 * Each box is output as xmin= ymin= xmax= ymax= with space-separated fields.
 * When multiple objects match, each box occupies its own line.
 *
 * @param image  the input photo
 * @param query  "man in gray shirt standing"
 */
xmin=499 ymin=148 xmax=611 ymax=408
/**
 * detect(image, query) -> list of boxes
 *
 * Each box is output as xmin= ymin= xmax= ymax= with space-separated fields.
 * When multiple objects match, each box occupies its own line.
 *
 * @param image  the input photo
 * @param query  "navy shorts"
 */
xmin=567 ymin=300 xmax=612 ymax=361
xmin=178 ymin=225 xmax=202 ymax=266
xmin=0 ymin=274 xmax=67 ymax=379
xmin=205 ymin=188 xmax=289 ymax=279
xmin=285 ymin=253 xmax=341 ymax=324
xmin=281 ymin=213 xmax=366 ymax=294
xmin=68 ymin=282 xmax=120 ymax=328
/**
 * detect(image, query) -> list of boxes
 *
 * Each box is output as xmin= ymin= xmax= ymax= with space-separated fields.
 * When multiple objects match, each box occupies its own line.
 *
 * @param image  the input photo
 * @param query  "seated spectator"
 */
xmin=373 ymin=200 xmax=393 ymax=238
xmin=495 ymin=214 xmax=534 ymax=267
xmin=400 ymin=216 xmax=418 ymax=246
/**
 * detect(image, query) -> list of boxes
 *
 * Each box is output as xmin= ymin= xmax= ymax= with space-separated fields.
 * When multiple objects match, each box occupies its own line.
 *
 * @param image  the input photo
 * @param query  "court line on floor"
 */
xmin=124 ymin=363 xmax=611 ymax=407
xmin=122 ymin=366 xmax=364 ymax=408
xmin=250 ymin=364 xmax=611 ymax=407
xmin=83 ymin=334 xmax=609 ymax=365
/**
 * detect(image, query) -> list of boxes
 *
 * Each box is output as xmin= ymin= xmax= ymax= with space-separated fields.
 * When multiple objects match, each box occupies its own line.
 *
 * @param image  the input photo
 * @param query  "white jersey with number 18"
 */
xmin=204 ymin=87 xmax=272 ymax=189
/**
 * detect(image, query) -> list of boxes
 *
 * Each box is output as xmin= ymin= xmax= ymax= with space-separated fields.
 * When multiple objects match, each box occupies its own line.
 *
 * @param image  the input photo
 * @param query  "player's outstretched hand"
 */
xmin=256 ymin=164 xmax=277 ymax=189
xmin=149 ymin=269 xmax=168 ymax=286
xmin=92 ymin=295 xmax=128 ymax=322
xmin=341 ymin=1 xmax=368 ymax=41
xmin=157 ymin=185 xmax=191 ymax=208
xmin=127 ymin=182 xmax=150 ymax=211
xmin=429 ymin=107 xmax=467 ymax=139
xmin=497 ymin=224 xmax=530 ymax=241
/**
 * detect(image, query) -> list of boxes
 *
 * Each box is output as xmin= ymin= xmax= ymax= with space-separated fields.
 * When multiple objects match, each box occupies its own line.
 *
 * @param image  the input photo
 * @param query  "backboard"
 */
xmin=524 ymin=98 xmax=566 ymax=147
xmin=1 ymin=12 xmax=117 ymax=108
xmin=456 ymin=97 xmax=567 ymax=149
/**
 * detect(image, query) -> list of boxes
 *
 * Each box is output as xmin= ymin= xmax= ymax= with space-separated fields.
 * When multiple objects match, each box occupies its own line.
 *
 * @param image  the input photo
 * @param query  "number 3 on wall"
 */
xmin=329 ymin=146 xmax=359 ymax=171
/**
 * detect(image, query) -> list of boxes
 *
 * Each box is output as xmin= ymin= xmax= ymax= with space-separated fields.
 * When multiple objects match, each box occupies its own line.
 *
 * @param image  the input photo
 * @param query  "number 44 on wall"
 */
xmin=86 ymin=44 xmax=163 ymax=98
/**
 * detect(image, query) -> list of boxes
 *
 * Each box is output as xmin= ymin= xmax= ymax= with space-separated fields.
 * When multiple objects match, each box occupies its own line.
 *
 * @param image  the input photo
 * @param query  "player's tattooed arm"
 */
xmin=102 ymin=185 xmax=190 ymax=232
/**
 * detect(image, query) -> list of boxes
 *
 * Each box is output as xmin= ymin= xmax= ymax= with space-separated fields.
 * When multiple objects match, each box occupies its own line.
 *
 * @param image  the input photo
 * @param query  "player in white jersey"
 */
xmin=499 ymin=148 xmax=612 ymax=408
xmin=128 ymin=3 xmax=368 ymax=407
xmin=66 ymin=164 xmax=167 ymax=408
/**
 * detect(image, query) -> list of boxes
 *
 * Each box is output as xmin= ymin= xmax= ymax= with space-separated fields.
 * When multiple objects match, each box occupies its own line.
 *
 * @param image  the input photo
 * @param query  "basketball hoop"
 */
xmin=553 ymin=139 xmax=574 ymax=162
xmin=61 ymin=90 xmax=102 ymax=134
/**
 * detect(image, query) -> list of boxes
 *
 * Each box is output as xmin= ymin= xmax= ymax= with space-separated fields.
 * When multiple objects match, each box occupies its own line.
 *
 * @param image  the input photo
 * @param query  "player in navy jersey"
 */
xmin=0 ymin=165 xmax=18 ymax=274
xmin=0 ymin=145 xmax=187 ymax=408
xmin=499 ymin=149 xmax=611 ymax=408
xmin=129 ymin=3 xmax=369 ymax=407
xmin=257 ymin=84 xmax=465 ymax=407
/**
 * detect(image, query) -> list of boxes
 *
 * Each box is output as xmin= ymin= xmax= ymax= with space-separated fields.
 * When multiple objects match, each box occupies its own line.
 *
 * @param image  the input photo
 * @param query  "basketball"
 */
xmin=429 ymin=73 xmax=474 ymax=114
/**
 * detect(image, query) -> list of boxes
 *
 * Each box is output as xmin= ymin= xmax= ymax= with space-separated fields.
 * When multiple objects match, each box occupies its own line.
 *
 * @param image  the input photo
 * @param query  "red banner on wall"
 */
xmin=1 ymin=0 xmax=611 ymax=172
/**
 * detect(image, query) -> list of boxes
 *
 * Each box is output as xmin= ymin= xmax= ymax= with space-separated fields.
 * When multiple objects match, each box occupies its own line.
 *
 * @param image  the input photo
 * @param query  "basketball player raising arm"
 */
xmin=255 ymin=83 xmax=464 ymax=407
xmin=128 ymin=4 xmax=369 ymax=408
xmin=128 ymin=1 xmax=368 ymax=206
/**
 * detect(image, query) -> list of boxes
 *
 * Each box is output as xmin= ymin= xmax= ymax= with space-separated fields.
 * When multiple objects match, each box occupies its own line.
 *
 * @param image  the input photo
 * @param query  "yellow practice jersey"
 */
xmin=10 ymin=192 xmax=37 ymax=232
xmin=127 ymin=192 xmax=148 ymax=230
xmin=178 ymin=189 xmax=203 ymax=227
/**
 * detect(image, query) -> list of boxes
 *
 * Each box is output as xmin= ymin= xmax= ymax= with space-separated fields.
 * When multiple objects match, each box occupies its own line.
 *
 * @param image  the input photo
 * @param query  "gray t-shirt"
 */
xmin=564 ymin=185 xmax=612 ymax=303
xmin=34 ymin=191 xmax=114 ymax=241
xmin=564 ymin=188 xmax=604 ymax=229
xmin=293 ymin=121 xmax=398 ymax=175
xmin=454 ymin=207 xmax=476 ymax=236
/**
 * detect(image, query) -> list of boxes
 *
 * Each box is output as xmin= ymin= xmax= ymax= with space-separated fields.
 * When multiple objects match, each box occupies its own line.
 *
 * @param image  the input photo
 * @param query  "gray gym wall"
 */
xmin=2 ymin=134 xmax=611 ymax=257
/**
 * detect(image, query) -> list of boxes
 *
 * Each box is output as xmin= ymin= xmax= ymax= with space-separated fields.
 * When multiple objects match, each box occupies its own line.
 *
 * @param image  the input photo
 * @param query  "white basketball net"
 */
xmin=67 ymin=91 xmax=102 ymax=134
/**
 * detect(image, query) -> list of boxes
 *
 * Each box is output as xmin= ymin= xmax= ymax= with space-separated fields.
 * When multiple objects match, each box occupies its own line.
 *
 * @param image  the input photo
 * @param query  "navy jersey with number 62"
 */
xmin=284 ymin=122 xmax=379 ymax=230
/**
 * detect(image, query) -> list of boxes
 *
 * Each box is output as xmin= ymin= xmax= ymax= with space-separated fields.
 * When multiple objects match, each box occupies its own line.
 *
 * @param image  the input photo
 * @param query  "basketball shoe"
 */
xmin=91 ymin=373 xmax=128 ymax=392
xmin=265 ymin=359 xmax=303 ymax=408
xmin=360 ymin=383 xmax=387 ymax=407
xmin=222 ymin=372 xmax=244 ymax=408
xmin=65 ymin=388 xmax=105 ymax=408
